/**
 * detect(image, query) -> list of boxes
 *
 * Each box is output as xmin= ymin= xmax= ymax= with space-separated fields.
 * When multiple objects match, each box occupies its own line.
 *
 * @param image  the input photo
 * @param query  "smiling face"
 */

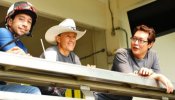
xmin=8 ymin=13 xmax=32 ymax=36
xmin=131 ymin=30 xmax=153 ymax=59
xmin=56 ymin=32 xmax=77 ymax=56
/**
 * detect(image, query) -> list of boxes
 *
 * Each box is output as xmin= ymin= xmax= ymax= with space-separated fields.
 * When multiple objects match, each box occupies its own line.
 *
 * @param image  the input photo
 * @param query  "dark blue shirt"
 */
xmin=0 ymin=28 xmax=27 ymax=53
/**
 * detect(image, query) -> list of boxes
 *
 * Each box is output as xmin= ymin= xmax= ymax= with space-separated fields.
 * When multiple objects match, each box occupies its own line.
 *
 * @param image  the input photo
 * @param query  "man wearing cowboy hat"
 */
xmin=39 ymin=18 xmax=86 ymax=97
xmin=41 ymin=18 xmax=85 ymax=64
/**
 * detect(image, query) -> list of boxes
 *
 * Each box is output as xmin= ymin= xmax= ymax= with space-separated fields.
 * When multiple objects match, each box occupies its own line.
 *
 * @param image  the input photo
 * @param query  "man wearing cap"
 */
xmin=0 ymin=1 xmax=37 ymax=55
xmin=0 ymin=1 xmax=41 ymax=94
xmin=39 ymin=18 xmax=86 ymax=97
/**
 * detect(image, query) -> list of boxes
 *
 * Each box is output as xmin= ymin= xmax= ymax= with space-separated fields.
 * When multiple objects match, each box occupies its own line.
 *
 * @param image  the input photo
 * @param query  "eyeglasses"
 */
xmin=130 ymin=37 xmax=148 ymax=44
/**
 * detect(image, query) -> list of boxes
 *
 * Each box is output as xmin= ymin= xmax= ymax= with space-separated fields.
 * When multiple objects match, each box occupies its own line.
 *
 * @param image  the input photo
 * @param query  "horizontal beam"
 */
xmin=0 ymin=91 xmax=84 ymax=100
xmin=0 ymin=70 xmax=174 ymax=99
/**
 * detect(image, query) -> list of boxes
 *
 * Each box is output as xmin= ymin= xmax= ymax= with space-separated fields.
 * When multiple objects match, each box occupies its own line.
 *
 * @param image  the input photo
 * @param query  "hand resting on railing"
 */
xmin=134 ymin=67 xmax=174 ymax=94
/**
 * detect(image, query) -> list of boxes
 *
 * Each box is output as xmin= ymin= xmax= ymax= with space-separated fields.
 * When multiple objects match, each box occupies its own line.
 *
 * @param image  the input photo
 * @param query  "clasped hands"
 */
xmin=7 ymin=46 xmax=31 ymax=56
xmin=134 ymin=67 xmax=153 ymax=76
xmin=86 ymin=64 xmax=96 ymax=68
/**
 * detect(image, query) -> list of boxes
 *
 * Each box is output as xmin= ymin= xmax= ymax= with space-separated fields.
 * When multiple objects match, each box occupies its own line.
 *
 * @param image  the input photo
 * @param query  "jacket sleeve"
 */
xmin=0 ymin=28 xmax=16 ymax=51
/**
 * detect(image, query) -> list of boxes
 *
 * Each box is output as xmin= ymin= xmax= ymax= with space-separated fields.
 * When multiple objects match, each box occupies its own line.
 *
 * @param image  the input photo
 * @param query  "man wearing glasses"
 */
xmin=95 ymin=25 xmax=174 ymax=100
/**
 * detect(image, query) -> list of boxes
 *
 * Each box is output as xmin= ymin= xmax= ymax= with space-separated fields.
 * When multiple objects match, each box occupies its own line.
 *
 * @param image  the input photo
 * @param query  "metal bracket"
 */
xmin=80 ymin=85 xmax=95 ymax=100
xmin=162 ymin=97 xmax=169 ymax=100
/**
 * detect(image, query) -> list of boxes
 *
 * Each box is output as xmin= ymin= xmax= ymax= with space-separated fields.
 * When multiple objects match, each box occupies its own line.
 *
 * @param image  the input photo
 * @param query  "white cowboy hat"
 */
xmin=45 ymin=18 xmax=86 ymax=45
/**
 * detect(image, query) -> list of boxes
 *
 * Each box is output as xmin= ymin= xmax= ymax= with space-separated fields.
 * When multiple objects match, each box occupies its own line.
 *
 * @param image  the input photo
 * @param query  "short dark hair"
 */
xmin=133 ymin=25 xmax=156 ymax=44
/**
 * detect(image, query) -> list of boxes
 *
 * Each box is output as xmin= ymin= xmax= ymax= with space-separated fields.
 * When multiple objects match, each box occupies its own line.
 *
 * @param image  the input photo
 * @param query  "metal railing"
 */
xmin=0 ymin=52 xmax=174 ymax=100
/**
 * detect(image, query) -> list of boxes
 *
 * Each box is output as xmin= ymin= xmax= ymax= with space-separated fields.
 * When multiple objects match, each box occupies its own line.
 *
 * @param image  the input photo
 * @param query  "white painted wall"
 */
xmin=153 ymin=32 xmax=175 ymax=81
xmin=1 ymin=0 xmax=107 ymax=29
